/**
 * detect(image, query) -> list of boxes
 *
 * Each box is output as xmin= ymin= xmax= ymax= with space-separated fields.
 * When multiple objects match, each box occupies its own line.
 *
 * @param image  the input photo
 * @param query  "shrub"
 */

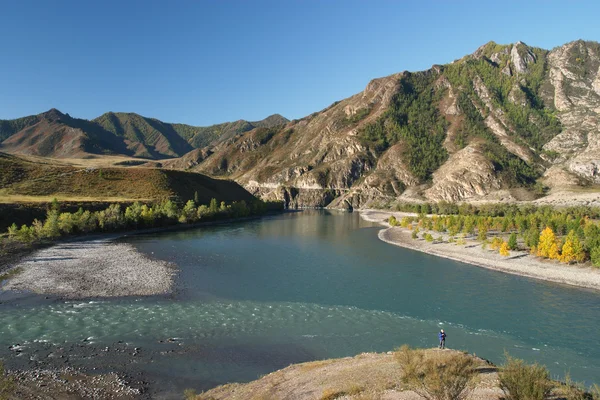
xmin=389 ymin=215 xmax=399 ymax=226
xmin=498 ymin=353 xmax=553 ymax=400
xmin=395 ymin=345 xmax=478 ymax=400
xmin=424 ymin=233 xmax=434 ymax=242
xmin=412 ymin=228 xmax=419 ymax=239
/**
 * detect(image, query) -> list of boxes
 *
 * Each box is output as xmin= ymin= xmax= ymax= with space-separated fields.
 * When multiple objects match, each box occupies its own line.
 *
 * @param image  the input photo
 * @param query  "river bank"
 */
xmin=360 ymin=209 xmax=600 ymax=291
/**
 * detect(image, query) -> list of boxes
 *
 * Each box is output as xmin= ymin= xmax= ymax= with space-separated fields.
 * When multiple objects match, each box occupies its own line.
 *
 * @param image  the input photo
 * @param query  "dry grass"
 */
xmin=0 ymin=152 xmax=255 ymax=205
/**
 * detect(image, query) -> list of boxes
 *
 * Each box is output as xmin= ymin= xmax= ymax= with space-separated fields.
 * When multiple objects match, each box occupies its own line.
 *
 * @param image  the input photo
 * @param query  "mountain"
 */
xmin=176 ymin=40 xmax=600 ymax=208
xmin=3 ymin=40 xmax=599 ymax=209
xmin=0 ymin=110 xmax=289 ymax=160
xmin=0 ymin=109 xmax=129 ymax=158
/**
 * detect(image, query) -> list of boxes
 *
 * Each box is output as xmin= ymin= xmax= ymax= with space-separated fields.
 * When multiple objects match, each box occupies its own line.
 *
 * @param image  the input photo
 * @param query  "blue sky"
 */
xmin=1 ymin=1 xmax=598 ymax=125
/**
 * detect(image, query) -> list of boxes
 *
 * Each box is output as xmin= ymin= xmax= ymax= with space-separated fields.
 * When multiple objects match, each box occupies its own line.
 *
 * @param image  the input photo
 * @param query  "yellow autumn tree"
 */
xmin=499 ymin=241 xmax=510 ymax=257
xmin=537 ymin=227 xmax=559 ymax=260
xmin=560 ymin=230 xmax=585 ymax=264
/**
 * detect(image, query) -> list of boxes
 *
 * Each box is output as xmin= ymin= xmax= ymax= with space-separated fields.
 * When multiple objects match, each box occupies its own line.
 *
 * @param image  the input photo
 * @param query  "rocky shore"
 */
xmin=1 ymin=239 xmax=175 ymax=299
xmin=360 ymin=210 xmax=600 ymax=291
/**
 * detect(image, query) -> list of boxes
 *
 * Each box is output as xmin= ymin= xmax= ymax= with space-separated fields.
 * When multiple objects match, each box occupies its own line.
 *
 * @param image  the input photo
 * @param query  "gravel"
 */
xmin=2 ymin=239 xmax=175 ymax=298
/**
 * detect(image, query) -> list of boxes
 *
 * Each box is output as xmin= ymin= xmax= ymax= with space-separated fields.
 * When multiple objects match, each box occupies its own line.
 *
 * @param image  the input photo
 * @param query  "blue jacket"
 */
xmin=439 ymin=332 xmax=446 ymax=341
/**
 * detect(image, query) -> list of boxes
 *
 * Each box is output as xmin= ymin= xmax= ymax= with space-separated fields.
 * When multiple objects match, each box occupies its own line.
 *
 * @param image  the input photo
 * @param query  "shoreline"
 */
xmin=0 ymin=211 xmax=287 ymax=299
xmin=359 ymin=209 xmax=600 ymax=292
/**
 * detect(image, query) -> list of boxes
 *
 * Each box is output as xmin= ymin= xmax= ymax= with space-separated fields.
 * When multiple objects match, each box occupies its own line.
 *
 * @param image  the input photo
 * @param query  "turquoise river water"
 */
xmin=1 ymin=211 xmax=599 ymax=396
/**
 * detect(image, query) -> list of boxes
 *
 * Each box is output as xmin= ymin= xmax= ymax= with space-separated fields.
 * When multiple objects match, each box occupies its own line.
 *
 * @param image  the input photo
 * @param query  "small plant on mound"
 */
xmin=499 ymin=353 xmax=553 ymax=400
xmin=394 ymin=345 xmax=478 ymax=400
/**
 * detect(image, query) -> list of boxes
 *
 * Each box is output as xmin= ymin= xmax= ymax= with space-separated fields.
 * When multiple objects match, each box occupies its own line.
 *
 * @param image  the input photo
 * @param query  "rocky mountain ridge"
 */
xmin=187 ymin=40 xmax=600 ymax=207
xmin=2 ymin=40 xmax=600 ymax=208
xmin=0 ymin=110 xmax=288 ymax=160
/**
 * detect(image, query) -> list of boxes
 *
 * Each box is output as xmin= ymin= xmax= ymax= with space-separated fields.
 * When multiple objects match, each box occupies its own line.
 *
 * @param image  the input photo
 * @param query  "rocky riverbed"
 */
xmin=2 ymin=239 xmax=175 ymax=299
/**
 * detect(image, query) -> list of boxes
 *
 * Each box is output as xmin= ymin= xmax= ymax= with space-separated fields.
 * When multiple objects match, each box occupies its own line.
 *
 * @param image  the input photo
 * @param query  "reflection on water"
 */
xmin=1 ymin=210 xmax=600 ymax=394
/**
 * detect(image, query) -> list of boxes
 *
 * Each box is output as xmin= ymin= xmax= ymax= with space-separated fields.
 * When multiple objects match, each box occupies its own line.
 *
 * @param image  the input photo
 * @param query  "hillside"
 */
xmin=174 ymin=40 xmax=600 ymax=208
xmin=0 ymin=110 xmax=288 ymax=160
xmin=0 ymin=152 xmax=255 ymax=204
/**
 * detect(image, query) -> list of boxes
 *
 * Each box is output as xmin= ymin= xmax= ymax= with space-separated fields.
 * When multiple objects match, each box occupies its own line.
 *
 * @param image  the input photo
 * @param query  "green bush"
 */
xmin=499 ymin=353 xmax=553 ymax=400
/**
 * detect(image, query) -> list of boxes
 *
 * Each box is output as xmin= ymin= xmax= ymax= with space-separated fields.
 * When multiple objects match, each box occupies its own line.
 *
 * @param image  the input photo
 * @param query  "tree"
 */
xmin=7 ymin=223 xmax=18 ymax=239
xmin=560 ymin=230 xmax=585 ymax=264
xmin=500 ymin=241 xmax=510 ymax=257
xmin=209 ymin=198 xmax=219 ymax=214
xmin=591 ymin=246 xmax=600 ymax=267
xmin=180 ymin=200 xmax=197 ymax=223
xmin=537 ymin=227 xmax=559 ymax=259
xmin=477 ymin=222 xmax=488 ymax=241
xmin=508 ymin=233 xmax=518 ymax=250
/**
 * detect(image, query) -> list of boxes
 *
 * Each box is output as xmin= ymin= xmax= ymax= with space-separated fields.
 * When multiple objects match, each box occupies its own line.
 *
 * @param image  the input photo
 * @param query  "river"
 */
xmin=1 ymin=210 xmax=599 ymax=397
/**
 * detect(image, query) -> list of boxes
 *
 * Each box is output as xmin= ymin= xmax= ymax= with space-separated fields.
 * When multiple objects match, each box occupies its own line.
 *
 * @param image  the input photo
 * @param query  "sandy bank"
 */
xmin=360 ymin=210 xmax=600 ymax=291
xmin=2 ymin=239 xmax=174 ymax=298
xmin=197 ymin=350 xmax=502 ymax=400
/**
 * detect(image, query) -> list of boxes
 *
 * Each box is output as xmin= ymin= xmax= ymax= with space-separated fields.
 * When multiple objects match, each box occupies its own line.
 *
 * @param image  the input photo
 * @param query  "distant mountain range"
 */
xmin=0 ymin=109 xmax=288 ymax=159
xmin=3 ymin=40 xmax=600 ymax=207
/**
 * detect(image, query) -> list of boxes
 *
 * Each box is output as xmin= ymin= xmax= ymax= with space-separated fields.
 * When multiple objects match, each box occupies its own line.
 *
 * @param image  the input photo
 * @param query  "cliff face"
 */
xmin=184 ymin=40 xmax=600 ymax=207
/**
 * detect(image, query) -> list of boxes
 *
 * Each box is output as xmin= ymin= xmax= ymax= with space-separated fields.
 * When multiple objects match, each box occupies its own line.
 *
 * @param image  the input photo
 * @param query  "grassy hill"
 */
xmin=0 ymin=152 xmax=255 ymax=204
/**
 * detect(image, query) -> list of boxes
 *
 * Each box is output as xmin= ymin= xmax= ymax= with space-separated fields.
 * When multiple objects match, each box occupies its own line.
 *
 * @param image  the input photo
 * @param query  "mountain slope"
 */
xmin=92 ymin=112 xmax=195 ymax=158
xmin=0 ymin=109 xmax=129 ymax=158
xmin=0 ymin=110 xmax=288 ymax=160
xmin=180 ymin=40 xmax=600 ymax=207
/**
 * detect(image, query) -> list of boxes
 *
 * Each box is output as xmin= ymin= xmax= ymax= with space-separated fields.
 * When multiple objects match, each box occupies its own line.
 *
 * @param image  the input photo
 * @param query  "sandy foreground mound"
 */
xmin=2 ymin=239 xmax=174 ymax=298
xmin=196 ymin=350 xmax=502 ymax=400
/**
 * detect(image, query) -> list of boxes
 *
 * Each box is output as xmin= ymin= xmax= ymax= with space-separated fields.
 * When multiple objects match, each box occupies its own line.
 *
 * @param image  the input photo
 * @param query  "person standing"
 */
xmin=438 ymin=329 xmax=446 ymax=349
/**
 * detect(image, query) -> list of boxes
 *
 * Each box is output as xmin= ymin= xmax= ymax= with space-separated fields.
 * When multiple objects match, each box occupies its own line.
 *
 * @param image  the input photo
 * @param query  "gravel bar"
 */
xmin=2 ymin=239 xmax=174 ymax=298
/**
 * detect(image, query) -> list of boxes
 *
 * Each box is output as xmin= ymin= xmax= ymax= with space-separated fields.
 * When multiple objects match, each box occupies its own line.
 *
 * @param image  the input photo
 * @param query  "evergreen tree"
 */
xmin=508 ymin=232 xmax=518 ymax=250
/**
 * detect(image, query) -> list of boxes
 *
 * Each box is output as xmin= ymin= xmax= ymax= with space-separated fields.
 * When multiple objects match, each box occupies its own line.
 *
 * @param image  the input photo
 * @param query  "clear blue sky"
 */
xmin=1 ymin=1 xmax=598 ymax=126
